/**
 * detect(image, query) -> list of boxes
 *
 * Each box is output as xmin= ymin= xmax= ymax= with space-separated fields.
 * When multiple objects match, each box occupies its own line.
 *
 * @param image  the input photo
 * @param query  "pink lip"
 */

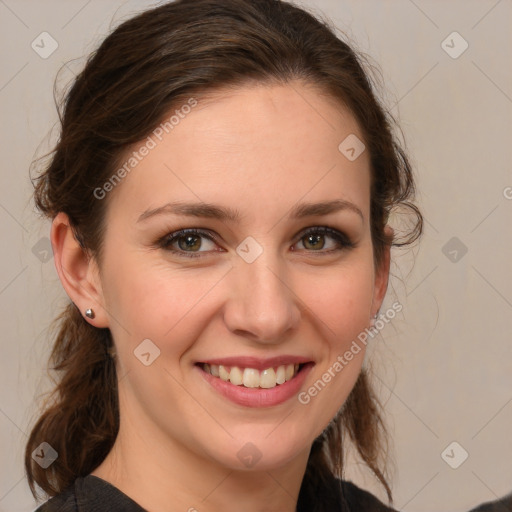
xmin=195 ymin=362 xmax=314 ymax=408
xmin=197 ymin=355 xmax=313 ymax=372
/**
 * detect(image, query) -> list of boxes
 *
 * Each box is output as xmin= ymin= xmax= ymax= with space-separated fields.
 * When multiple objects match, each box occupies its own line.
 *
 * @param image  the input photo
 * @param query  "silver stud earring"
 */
xmin=85 ymin=308 xmax=95 ymax=319
xmin=370 ymin=313 xmax=378 ymax=328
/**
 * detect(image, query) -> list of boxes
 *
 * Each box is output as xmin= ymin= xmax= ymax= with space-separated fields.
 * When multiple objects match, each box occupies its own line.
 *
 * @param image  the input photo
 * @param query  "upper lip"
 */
xmin=197 ymin=355 xmax=313 ymax=371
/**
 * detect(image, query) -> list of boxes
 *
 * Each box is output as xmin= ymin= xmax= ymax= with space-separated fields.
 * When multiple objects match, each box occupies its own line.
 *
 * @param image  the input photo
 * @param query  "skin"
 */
xmin=52 ymin=81 xmax=391 ymax=512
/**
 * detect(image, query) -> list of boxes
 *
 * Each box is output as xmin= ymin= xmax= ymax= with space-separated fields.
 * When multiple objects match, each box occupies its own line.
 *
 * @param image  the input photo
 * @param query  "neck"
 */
xmin=91 ymin=394 xmax=311 ymax=512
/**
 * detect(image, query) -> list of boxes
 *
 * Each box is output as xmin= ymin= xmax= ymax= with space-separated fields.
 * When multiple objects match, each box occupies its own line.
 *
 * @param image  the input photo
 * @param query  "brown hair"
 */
xmin=26 ymin=0 xmax=422 ymax=507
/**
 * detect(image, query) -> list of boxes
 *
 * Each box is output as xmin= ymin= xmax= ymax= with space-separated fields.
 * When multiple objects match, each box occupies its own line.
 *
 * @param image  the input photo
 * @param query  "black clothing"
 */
xmin=469 ymin=493 xmax=512 ymax=512
xmin=35 ymin=474 xmax=395 ymax=511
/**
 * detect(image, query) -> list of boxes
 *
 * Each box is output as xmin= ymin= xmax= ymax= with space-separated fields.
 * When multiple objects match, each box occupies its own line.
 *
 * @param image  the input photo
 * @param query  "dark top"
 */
xmin=469 ymin=492 xmax=512 ymax=512
xmin=35 ymin=474 xmax=396 ymax=511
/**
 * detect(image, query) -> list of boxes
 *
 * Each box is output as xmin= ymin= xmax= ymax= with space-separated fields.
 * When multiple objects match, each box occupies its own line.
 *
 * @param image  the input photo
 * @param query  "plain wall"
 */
xmin=0 ymin=1 xmax=511 ymax=510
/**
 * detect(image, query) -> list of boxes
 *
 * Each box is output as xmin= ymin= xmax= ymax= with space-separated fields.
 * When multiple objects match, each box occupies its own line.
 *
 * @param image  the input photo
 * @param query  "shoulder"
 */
xmin=297 ymin=472 xmax=396 ymax=512
xmin=33 ymin=475 xmax=146 ymax=512
xmin=33 ymin=484 xmax=77 ymax=512
xmin=469 ymin=492 xmax=512 ymax=512
xmin=341 ymin=480 xmax=396 ymax=511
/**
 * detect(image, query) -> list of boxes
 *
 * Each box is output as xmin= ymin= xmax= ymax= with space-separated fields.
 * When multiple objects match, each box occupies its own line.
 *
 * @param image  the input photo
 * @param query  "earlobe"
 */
xmin=371 ymin=225 xmax=393 ymax=318
xmin=51 ymin=212 xmax=109 ymax=328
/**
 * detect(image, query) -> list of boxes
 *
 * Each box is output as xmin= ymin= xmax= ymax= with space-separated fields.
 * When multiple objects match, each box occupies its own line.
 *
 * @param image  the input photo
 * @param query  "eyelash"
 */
xmin=157 ymin=226 xmax=355 ymax=259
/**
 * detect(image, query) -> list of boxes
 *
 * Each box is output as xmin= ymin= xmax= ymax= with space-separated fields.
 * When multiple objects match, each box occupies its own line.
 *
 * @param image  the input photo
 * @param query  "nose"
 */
xmin=223 ymin=253 xmax=301 ymax=345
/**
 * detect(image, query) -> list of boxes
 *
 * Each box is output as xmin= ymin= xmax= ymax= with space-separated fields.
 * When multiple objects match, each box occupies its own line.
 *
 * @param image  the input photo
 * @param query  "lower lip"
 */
xmin=195 ymin=363 xmax=314 ymax=408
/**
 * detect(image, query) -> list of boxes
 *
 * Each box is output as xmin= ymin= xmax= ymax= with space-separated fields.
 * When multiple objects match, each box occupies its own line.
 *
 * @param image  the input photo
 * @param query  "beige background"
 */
xmin=0 ymin=1 xmax=511 ymax=511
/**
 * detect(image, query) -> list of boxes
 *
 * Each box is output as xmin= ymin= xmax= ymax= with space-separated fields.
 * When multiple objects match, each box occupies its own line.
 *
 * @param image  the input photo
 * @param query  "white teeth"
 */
xmin=219 ymin=365 xmax=230 ymax=381
xmin=202 ymin=363 xmax=302 ymax=388
xmin=275 ymin=365 xmax=286 ymax=385
xmin=229 ymin=366 xmax=243 ymax=386
xmin=242 ymin=368 xmax=260 ymax=388
xmin=285 ymin=364 xmax=295 ymax=381
xmin=259 ymin=368 xmax=277 ymax=389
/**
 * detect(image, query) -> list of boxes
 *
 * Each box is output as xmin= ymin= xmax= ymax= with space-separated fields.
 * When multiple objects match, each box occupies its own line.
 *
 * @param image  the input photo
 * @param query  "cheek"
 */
xmin=303 ymin=255 xmax=373 ymax=358
xmin=301 ymin=257 xmax=375 ymax=345
xmin=291 ymin=255 xmax=375 ymax=437
xmin=102 ymin=253 xmax=229 ymax=356
xmin=104 ymin=244 xmax=375 ymax=348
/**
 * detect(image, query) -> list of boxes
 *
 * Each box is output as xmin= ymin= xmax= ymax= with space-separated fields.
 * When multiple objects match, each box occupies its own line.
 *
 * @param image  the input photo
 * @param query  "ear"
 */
xmin=371 ymin=225 xmax=393 ymax=318
xmin=51 ymin=212 xmax=109 ymax=328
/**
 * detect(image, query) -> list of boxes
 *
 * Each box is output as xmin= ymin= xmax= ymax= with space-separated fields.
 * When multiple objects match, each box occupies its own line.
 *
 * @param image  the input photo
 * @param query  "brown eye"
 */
xmin=293 ymin=227 xmax=354 ymax=253
xmin=177 ymin=234 xmax=202 ymax=251
xmin=302 ymin=233 xmax=326 ymax=250
xmin=159 ymin=229 xmax=218 ymax=257
xmin=158 ymin=226 xmax=354 ymax=259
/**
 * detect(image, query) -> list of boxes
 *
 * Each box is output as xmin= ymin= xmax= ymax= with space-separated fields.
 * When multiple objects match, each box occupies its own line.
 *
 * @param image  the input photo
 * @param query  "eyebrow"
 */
xmin=137 ymin=199 xmax=364 ymax=224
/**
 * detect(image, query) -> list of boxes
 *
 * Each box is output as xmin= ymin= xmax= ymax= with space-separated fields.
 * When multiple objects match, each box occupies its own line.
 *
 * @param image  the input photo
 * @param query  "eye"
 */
xmin=157 ymin=226 xmax=354 ymax=259
xmin=158 ymin=228 xmax=219 ymax=258
xmin=292 ymin=226 xmax=354 ymax=253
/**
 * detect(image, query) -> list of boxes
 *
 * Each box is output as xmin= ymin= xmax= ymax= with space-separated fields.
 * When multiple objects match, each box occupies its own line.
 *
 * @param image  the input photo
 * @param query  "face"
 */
xmin=93 ymin=82 xmax=389 ymax=472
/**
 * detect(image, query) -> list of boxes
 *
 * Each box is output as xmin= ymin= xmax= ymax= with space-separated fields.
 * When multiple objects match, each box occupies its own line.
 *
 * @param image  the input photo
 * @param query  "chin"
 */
xmin=199 ymin=427 xmax=313 ymax=472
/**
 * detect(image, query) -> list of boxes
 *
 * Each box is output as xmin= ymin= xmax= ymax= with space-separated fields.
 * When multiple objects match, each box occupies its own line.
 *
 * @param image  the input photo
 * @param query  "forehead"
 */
xmin=105 ymin=81 xmax=371 ymax=225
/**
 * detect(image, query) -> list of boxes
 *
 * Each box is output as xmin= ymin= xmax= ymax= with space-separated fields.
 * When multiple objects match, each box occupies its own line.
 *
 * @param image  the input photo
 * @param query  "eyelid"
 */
xmin=157 ymin=228 xmax=221 ymax=257
xmin=157 ymin=225 xmax=355 ymax=257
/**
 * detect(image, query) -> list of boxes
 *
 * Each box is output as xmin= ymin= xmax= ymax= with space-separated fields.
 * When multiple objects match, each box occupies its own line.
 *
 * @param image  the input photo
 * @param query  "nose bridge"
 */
xmin=224 ymin=246 xmax=301 ymax=342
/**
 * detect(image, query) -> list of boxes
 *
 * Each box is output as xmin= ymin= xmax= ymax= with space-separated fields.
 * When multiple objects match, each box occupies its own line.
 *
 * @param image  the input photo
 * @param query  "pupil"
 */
xmin=179 ymin=235 xmax=200 ymax=251
xmin=305 ymin=234 xmax=323 ymax=250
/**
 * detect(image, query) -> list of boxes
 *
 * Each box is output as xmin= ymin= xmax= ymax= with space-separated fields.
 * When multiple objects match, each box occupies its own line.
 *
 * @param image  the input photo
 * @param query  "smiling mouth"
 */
xmin=197 ymin=362 xmax=309 ymax=389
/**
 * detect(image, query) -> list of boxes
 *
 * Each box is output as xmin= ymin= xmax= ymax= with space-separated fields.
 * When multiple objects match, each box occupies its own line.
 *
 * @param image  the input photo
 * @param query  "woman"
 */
xmin=26 ymin=0 xmax=422 ymax=510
